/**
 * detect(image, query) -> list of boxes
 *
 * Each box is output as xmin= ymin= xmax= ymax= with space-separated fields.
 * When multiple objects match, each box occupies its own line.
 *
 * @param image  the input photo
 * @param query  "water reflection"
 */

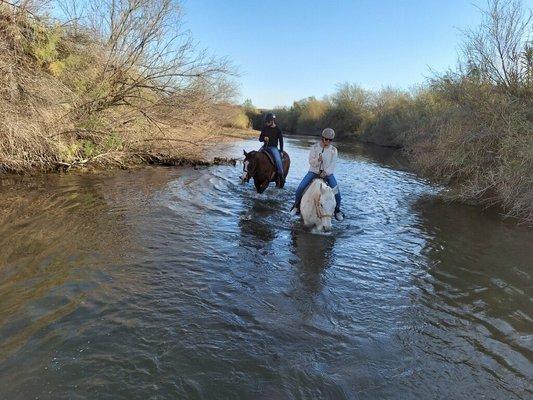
xmin=284 ymin=230 xmax=336 ymax=322
xmin=405 ymin=198 xmax=533 ymax=398
xmin=1 ymin=138 xmax=532 ymax=400
xmin=0 ymin=171 xmax=151 ymax=364
xmin=291 ymin=229 xmax=335 ymax=273
xmin=414 ymin=198 xmax=533 ymax=330
xmin=286 ymin=134 xmax=407 ymax=171
xmin=336 ymin=139 xmax=407 ymax=170
xmin=238 ymin=197 xmax=278 ymax=243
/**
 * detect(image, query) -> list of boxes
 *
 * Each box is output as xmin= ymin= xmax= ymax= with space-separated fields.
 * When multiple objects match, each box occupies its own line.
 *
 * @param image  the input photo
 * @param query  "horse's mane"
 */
xmin=312 ymin=178 xmax=330 ymax=192
xmin=244 ymin=150 xmax=259 ymax=161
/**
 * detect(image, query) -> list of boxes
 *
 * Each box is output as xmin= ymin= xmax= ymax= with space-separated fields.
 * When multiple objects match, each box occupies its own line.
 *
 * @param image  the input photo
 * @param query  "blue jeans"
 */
xmin=294 ymin=172 xmax=341 ymax=211
xmin=265 ymin=146 xmax=284 ymax=177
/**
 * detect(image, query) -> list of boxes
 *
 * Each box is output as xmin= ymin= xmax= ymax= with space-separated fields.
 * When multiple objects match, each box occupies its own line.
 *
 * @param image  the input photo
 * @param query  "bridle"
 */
xmin=242 ymin=156 xmax=255 ymax=182
xmin=314 ymin=196 xmax=333 ymax=219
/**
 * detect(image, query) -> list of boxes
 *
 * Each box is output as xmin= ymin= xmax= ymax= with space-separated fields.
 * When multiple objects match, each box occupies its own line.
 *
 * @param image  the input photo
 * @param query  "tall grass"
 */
xmin=407 ymin=0 xmax=532 ymax=223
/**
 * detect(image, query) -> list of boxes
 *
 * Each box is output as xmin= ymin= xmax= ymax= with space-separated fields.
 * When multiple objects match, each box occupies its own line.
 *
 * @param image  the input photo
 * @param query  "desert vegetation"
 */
xmin=260 ymin=0 xmax=532 ymax=223
xmin=0 ymin=0 xmax=247 ymax=173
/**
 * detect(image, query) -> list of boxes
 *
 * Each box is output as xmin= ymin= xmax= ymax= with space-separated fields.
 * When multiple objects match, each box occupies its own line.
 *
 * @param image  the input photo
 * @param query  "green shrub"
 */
xmin=103 ymin=134 xmax=123 ymax=151
xmin=81 ymin=139 xmax=95 ymax=158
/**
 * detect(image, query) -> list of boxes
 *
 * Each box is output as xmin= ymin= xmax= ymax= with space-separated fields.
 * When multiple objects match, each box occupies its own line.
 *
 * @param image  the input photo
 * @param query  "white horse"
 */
xmin=300 ymin=179 xmax=337 ymax=233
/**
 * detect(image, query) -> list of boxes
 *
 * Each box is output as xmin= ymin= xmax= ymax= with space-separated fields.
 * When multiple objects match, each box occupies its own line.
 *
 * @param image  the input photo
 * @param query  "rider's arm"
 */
xmin=309 ymin=144 xmax=320 ymax=169
xmin=324 ymin=147 xmax=337 ymax=176
xmin=259 ymin=128 xmax=265 ymax=142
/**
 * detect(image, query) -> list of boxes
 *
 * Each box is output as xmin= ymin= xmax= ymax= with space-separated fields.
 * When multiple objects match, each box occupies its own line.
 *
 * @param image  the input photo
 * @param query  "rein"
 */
xmin=314 ymin=196 xmax=333 ymax=219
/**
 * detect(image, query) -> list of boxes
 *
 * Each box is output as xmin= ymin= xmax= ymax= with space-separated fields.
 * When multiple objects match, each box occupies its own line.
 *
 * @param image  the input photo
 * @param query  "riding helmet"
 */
xmin=265 ymin=113 xmax=276 ymax=123
xmin=322 ymin=128 xmax=335 ymax=139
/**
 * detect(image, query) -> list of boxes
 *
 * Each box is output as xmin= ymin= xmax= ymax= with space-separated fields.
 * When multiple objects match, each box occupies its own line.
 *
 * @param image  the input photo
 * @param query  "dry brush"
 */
xmin=0 ymin=0 xmax=241 ymax=173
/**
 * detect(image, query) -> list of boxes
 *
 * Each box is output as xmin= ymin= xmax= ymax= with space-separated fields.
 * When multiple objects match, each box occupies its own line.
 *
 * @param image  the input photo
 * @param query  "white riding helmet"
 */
xmin=322 ymin=128 xmax=335 ymax=140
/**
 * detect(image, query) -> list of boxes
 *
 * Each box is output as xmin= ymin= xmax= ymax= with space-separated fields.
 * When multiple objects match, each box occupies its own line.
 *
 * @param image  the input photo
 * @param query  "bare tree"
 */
xmin=0 ymin=0 xmax=51 ymax=16
xmin=460 ymin=0 xmax=532 ymax=92
xmin=55 ymin=0 xmax=235 ymax=127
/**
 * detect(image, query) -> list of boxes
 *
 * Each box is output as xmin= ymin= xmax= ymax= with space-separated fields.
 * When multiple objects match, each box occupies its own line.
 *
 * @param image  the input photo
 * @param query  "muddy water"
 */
xmin=0 ymin=137 xmax=531 ymax=399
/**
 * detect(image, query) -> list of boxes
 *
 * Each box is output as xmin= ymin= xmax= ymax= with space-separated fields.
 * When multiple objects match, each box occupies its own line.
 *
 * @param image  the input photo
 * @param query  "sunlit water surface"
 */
xmin=0 ymin=137 xmax=532 ymax=399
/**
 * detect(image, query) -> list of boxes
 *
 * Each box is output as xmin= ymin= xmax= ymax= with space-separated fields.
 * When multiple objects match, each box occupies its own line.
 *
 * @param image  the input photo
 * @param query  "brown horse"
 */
xmin=241 ymin=150 xmax=290 ymax=193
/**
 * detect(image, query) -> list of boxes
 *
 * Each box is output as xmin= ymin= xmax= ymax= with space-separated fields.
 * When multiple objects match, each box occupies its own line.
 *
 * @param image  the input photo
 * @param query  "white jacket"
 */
xmin=308 ymin=142 xmax=337 ymax=176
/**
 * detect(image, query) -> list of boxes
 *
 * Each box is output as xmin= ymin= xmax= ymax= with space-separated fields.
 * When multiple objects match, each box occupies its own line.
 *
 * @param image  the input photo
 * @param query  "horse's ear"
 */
xmin=243 ymin=150 xmax=247 ymax=156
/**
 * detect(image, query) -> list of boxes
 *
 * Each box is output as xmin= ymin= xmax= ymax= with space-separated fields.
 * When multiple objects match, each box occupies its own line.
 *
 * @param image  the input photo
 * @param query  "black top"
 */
xmin=259 ymin=125 xmax=284 ymax=152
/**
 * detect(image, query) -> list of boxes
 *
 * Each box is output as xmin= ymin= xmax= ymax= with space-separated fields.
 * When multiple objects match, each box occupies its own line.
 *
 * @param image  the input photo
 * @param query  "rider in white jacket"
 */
xmin=308 ymin=141 xmax=337 ymax=176
xmin=290 ymin=128 xmax=343 ymax=221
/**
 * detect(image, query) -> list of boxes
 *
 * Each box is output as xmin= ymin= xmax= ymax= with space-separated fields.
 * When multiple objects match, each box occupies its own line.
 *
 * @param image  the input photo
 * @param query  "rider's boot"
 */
xmin=335 ymin=209 xmax=344 ymax=221
xmin=290 ymin=204 xmax=300 ymax=216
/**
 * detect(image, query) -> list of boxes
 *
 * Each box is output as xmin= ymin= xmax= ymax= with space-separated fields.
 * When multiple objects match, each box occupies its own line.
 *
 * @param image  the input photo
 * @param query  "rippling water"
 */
xmin=0 ymin=137 xmax=532 ymax=399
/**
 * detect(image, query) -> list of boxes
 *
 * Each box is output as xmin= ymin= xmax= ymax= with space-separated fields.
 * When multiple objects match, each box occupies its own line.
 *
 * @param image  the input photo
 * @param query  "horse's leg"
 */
xmin=258 ymin=180 xmax=269 ymax=193
xmin=280 ymin=157 xmax=290 ymax=188
xmin=283 ymin=158 xmax=290 ymax=178
xmin=273 ymin=169 xmax=281 ymax=188
xmin=280 ymin=162 xmax=288 ymax=188
xmin=254 ymin=179 xmax=262 ymax=193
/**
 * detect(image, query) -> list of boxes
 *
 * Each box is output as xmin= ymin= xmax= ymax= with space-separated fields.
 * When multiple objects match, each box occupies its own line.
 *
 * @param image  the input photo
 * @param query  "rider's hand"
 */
xmin=264 ymin=136 xmax=269 ymax=143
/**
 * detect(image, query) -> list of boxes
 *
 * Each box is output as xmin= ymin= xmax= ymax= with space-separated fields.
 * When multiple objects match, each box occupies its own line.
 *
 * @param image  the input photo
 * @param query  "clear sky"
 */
xmin=181 ymin=0 xmax=511 ymax=108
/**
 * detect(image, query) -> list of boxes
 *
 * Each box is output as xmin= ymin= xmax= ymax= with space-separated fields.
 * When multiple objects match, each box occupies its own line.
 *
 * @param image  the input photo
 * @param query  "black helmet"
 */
xmin=265 ymin=113 xmax=276 ymax=123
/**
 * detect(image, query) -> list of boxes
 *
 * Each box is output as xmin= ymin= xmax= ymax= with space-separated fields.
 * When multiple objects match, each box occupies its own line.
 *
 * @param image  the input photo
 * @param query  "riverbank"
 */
xmin=0 ymin=127 xmax=255 ymax=174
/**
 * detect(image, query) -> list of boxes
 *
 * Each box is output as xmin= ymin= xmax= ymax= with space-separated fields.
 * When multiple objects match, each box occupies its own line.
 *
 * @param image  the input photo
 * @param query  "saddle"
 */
xmin=260 ymin=148 xmax=288 ymax=187
xmin=260 ymin=148 xmax=288 ymax=168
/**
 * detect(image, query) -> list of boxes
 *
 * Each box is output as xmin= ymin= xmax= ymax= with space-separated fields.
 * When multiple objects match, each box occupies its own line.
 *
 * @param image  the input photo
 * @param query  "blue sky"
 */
xmin=181 ymin=0 xmax=512 ymax=108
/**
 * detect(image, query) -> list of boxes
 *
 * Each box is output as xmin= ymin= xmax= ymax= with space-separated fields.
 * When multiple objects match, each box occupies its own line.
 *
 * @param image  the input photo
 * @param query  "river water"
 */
xmin=0 ymin=137 xmax=531 ymax=399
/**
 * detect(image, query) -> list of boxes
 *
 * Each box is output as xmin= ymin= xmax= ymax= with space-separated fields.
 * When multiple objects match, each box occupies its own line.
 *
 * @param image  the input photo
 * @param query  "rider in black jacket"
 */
xmin=259 ymin=113 xmax=284 ymax=186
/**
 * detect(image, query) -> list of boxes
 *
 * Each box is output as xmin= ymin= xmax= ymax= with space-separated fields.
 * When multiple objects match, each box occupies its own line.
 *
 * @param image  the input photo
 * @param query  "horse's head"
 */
xmin=314 ymin=182 xmax=336 ymax=232
xmin=241 ymin=150 xmax=257 ymax=183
